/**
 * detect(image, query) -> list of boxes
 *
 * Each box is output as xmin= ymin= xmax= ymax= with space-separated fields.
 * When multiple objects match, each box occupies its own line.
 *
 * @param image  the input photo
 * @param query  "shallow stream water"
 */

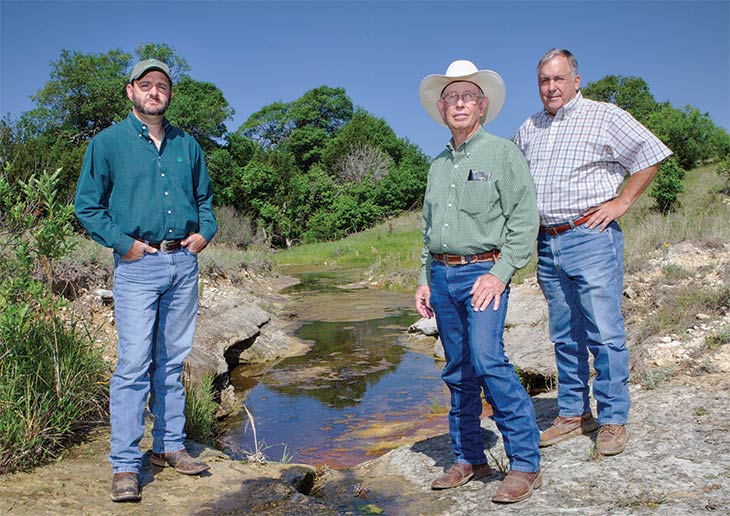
xmin=219 ymin=267 xmax=452 ymax=468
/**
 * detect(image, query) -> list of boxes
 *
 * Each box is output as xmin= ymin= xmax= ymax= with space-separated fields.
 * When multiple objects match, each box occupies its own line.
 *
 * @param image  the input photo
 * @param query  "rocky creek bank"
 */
xmin=1 ymin=243 xmax=729 ymax=514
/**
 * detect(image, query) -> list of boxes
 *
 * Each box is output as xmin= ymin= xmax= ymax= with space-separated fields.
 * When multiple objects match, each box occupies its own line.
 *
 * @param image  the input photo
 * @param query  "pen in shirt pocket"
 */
xmin=467 ymin=169 xmax=491 ymax=181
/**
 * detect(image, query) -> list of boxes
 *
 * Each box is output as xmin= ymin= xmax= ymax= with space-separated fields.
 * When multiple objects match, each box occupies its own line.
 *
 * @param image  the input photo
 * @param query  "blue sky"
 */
xmin=1 ymin=0 xmax=728 ymax=157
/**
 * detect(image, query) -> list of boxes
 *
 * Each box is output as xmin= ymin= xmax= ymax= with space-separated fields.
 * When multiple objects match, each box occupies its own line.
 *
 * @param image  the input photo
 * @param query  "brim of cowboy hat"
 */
xmin=419 ymin=69 xmax=506 ymax=127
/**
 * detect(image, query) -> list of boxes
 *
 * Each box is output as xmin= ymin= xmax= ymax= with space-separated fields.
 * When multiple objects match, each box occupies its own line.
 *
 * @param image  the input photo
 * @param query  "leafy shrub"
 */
xmin=650 ymin=158 xmax=686 ymax=213
xmin=717 ymin=159 xmax=730 ymax=193
xmin=0 ymin=167 xmax=109 ymax=473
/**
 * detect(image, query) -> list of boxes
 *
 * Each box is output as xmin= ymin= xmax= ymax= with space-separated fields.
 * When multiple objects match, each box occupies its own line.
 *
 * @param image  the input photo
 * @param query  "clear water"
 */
xmin=219 ymin=269 xmax=450 ymax=468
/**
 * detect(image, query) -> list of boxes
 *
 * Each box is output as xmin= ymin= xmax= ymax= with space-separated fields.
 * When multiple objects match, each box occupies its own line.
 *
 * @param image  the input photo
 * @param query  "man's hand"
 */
xmin=470 ymin=273 xmax=506 ymax=311
xmin=182 ymin=233 xmax=208 ymax=254
xmin=122 ymin=239 xmax=157 ymax=261
xmin=585 ymin=164 xmax=660 ymax=231
xmin=584 ymin=197 xmax=631 ymax=231
xmin=415 ymin=284 xmax=434 ymax=319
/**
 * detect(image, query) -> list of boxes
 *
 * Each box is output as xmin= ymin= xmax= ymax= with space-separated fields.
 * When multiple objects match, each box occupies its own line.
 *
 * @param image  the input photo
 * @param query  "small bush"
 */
xmin=706 ymin=328 xmax=730 ymax=350
xmin=213 ymin=205 xmax=256 ymax=248
xmin=650 ymin=158 xmax=686 ymax=214
xmin=717 ymin=159 xmax=730 ymax=193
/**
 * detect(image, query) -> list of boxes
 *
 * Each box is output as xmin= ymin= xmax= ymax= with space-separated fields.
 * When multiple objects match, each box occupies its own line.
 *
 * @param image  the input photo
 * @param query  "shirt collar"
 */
xmin=126 ymin=112 xmax=171 ymax=138
xmin=545 ymin=91 xmax=583 ymax=120
xmin=446 ymin=127 xmax=486 ymax=154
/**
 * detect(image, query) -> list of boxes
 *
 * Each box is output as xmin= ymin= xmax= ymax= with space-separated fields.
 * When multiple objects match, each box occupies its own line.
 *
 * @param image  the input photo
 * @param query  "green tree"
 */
xmin=240 ymin=85 xmax=353 ymax=164
xmin=27 ymin=49 xmax=131 ymax=138
xmin=165 ymin=76 xmax=234 ymax=152
xmin=582 ymin=75 xmax=658 ymax=124
xmin=647 ymin=104 xmax=718 ymax=170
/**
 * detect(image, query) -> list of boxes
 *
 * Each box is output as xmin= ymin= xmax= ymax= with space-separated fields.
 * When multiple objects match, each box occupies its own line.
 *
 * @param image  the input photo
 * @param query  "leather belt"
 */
xmin=431 ymin=249 xmax=500 ymax=266
xmin=146 ymin=239 xmax=182 ymax=252
xmin=539 ymin=214 xmax=592 ymax=236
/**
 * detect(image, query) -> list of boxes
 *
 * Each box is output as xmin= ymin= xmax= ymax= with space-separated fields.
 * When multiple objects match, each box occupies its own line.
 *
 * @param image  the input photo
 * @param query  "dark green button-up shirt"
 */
xmin=420 ymin=129 xmax=538 ymax=285
xmin=75 ymin=113 xmax=217 ymax=256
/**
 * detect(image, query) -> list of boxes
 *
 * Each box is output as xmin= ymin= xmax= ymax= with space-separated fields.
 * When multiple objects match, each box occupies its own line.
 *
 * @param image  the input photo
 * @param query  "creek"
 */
xmin=218 ymin=267 xmax=452 ymax=468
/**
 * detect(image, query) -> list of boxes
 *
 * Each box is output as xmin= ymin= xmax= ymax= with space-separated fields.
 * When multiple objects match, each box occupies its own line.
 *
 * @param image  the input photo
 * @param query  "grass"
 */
xmin=272 ymin=212 xmax=423 ymax=292
xmin=622 ymin=165 xmax=730 ymax=275
xmin=271 ymin=211 xmax=537 ymax=293
xmin=183 ymin=369 xmax=218 ymax=447
xmin=0 ymin=317 xmax=109 ymax=474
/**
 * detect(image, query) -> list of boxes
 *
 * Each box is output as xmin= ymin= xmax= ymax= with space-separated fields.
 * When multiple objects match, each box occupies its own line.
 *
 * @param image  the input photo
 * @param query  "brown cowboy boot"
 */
xmin=492 ymin=470 xmax=542 ymax=503
xmin=151 ymin=449 xmax=210 ymax=475
xmin=595 ymin=424 xmax=627 ymax=455
xmin=111 ymin=472 xmax=141 ymax=502
xmin=431 ymin=462 xmax=492 ymax=490
xmin=540 ymin=413 xmax=598 ymax=447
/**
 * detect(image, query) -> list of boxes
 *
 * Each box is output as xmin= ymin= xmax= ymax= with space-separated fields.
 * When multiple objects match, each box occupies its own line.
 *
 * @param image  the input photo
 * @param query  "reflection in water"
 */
xmin=220 ymin=269 xmax=452 ymax=468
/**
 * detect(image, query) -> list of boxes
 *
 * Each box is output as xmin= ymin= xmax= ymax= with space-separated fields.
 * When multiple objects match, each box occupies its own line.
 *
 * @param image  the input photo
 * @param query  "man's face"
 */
xmin=437 ymin=81 xmax=487 ymax=134
xmin=126 ymin=70 xmax=172 ymax=116
xmin=538 ymin=56 xmax=580 ymax=115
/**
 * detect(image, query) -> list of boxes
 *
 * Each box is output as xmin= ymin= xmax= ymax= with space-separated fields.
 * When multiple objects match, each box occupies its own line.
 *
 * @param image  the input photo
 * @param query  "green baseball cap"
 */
xmin=129 ymin=59 xmax=172 ymax=83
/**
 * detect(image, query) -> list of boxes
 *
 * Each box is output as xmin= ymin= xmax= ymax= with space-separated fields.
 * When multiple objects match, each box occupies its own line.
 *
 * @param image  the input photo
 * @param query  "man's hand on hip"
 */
xmin=182 ymin=233 xmax=208 ymax=254
xmin=584 ymin=197 xmax=630 ymax=231
xmin=470 ymin=273 xmax=506 ymax=311
xmin=122 ymin=240 xmax=157 ymax=261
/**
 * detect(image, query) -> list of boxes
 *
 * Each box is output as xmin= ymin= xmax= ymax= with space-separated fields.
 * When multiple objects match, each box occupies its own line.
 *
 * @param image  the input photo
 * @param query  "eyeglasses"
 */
xmin=134 ymin=80 xmax=171 ymax=94
xmin=440 ymin=92 xmax=483 ymax=105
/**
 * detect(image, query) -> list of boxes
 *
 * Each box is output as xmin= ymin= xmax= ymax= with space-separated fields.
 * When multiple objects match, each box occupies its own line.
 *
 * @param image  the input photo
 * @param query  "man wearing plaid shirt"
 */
xmin=515 ymin=49 xmax=672 ymax=456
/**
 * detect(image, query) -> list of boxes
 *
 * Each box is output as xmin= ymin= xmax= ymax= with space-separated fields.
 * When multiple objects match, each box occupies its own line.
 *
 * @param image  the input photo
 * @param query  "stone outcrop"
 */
xmin=409 ymin=279 xmax=555 ymax=381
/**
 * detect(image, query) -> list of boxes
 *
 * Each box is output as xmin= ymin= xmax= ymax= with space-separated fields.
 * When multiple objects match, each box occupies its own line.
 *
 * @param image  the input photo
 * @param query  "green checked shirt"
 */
xmin=75 ymin=113 xmax=217 ymax=256
xmin=419 ymin=129 xmax=538 ymax=286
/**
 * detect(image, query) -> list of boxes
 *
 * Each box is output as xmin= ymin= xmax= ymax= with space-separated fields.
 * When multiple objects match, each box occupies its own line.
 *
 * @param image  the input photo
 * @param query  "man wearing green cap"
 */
xmin=75 ymin=58 xmax=217 ymax=502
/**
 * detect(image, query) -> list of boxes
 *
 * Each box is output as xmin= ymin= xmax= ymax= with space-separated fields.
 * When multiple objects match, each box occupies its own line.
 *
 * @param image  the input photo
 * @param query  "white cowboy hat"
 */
xmin=419 ymin=60 xmax=506 ymax=127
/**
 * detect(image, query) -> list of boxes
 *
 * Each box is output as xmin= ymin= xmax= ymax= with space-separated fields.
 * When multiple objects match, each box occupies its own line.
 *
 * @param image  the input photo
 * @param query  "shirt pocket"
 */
xmin=460 ymin=179 xmax=492 ymax=215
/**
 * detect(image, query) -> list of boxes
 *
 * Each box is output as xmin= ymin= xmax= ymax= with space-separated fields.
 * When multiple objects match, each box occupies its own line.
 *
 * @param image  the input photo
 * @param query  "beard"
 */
xmin=132 ymin=96 xmax=170 ymax=116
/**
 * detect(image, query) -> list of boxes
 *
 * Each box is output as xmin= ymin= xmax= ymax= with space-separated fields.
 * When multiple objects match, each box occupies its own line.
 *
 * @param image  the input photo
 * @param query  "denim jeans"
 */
xmin=110 ymin=248 xmax=199 ymax=473
xmin=537 ymin=221 xmax=630 ymax=425
xmin=430 ymin=260 xmax=541 ymax=472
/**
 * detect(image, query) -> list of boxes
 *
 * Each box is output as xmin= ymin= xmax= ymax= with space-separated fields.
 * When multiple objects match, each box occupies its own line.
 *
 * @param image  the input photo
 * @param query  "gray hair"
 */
xmin=537 ymin=49 xmax=578 ymax=76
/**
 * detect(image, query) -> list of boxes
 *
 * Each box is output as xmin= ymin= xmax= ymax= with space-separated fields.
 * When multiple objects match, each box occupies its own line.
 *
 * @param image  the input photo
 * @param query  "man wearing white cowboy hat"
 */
xmin=415 ymin=60 xmax=542 ymax=503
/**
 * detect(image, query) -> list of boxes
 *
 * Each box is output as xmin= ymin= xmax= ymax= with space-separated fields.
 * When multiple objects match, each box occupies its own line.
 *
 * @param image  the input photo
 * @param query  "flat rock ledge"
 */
xmin=344 ymin=372 xmax=730 ymax=514
xmin=2 ymin=373 xmax=726 ymax=515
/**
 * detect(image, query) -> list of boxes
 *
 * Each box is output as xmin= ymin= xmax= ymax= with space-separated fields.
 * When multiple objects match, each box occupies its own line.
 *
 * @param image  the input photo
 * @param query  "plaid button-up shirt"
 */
xmin=514 ymin=92 xmax=672 ymax=225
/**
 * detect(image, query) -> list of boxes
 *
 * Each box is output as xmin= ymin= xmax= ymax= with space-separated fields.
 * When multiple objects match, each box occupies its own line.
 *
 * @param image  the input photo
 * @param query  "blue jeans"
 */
xmin=430 ymin=260 xmax=541 ymax=472
xmin=537 ymin=221 xmax=629 ymax=425
xmin=110 ymin=248 xmax=199 ymax=473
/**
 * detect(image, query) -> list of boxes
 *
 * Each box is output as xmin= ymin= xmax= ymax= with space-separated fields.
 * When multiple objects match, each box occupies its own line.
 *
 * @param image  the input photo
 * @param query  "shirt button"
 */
xmin=161 ymin=173 xmax=165 ymax=177
xmin=454 ymin=164 xmax=459 ymax=168
xmin=164 ymin=192 xmax=169 ymax=196
xmin=167 ymin=210 xmax=172 ymax=214
xmin=451 ymin=184 xmax=455 ymax=188
xmin=168 ymin=229 xmax=173 ymax=233
xmin=448 ymin=203 xmax=452 ymax=207
xmin=444 ymin=223 xmax=449 ymax=227
xmin=442 ymin=244 xmax=447 ymax=248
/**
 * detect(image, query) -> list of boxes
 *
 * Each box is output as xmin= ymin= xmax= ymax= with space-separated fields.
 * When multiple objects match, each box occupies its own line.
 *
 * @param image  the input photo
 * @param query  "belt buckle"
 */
xmin=159 ymin=240 xmax=175 ymax=252
xmin=460 ymin=255 xmax=467 ymax=265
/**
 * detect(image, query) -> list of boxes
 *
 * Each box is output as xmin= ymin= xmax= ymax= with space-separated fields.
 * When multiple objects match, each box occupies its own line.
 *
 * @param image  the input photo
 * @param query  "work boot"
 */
xmin=540 ymin=413 xmax=598 ymax=447
xmin=595 ymin=424 xmax=627 ymax=456
xmin=111 ymin=472 xmax=140 ymax=502
xmin=151 ymin=449 xmax=210 ymax=475
xmin=431 ymin=462 xmax=492 ymax=490
xmin=492 ymin=470 xmax=542 ymax=503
